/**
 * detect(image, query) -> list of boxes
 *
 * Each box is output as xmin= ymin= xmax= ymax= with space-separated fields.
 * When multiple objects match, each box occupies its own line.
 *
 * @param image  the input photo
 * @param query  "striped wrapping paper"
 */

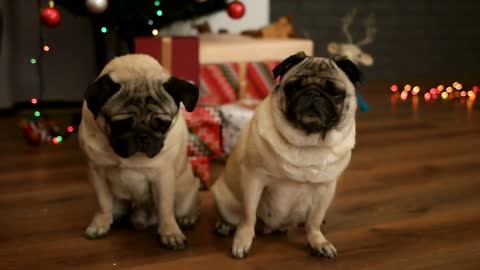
xmin=198 ymin=61 xmax=279 ymax=105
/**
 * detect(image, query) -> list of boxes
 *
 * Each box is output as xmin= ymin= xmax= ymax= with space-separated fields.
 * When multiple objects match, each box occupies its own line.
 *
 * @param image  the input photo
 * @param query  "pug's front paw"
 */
xmin=84 ymin=213 xmax=113 ymax=239
xmin=308 ymin=241 xmax=337 ymax=258
xmin=158 ymin=223 xmax=187 ymax=250
xmin=231 ymin=225 xmax=254 ymax=259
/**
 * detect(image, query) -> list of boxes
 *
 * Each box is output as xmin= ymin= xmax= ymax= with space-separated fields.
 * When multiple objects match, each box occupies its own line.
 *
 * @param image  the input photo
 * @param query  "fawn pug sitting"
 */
xmin=211 ymin=52 xmax=360 ymax=258
xmin=79 ymin=54 xmax=200 ymax=250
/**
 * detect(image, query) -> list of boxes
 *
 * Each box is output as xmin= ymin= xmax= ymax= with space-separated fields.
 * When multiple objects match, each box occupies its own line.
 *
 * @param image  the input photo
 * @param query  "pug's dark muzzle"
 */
xmin=110 ymin=132 xmax=164 ymax=158
xmin=286 ymin=87 xmax=345 ymax=134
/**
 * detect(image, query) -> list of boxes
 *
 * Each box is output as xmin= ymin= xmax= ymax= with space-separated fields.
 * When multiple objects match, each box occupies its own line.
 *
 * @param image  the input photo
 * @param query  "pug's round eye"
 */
xmin=110 ymin=117 xmax=134 ymax=133
xmin=150 ymin=117 xmax=171 ymax=133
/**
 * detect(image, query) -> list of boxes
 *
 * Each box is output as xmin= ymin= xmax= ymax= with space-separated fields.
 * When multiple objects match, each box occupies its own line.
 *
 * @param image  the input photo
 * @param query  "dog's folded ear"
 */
xmin=85 ymin=74 xmax=121 ymax=119
xmin=334 ymin=57 xmax=363 ymax=85
xmin=273 ymin=51 xmax=307 ymax=80
xmin=163 ymin=76 xmax=199 ymax=112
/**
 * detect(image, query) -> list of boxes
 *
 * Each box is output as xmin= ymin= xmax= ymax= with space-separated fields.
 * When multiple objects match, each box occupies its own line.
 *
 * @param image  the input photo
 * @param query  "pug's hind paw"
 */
xmin=177 ymin=215 xmax=198 ymax=230
xmin=214 ymin=220 xmax=235 ymax=237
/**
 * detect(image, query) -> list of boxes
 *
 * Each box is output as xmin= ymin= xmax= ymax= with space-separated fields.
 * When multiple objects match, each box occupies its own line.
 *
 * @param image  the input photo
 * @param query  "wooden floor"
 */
xmin=1 ymin=81 xmax=480 ymax=270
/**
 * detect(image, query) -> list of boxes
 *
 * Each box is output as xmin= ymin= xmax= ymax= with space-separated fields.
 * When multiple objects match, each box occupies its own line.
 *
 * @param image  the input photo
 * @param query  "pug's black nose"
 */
xmin=137 ymin=133 xmax=150 ymax=145
xmin=306 ymin=89 xmax=321 ymax=98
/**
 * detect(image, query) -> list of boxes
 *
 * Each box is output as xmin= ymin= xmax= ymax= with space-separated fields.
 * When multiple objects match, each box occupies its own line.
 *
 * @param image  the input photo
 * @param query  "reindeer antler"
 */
xmin=356 ymin=13 xmax=376 ymax=46
xmin=341 ymin=8 xmax=357 ymax=43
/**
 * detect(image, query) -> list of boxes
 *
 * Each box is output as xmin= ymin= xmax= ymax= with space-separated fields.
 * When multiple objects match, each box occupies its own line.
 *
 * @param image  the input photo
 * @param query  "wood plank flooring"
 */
xmin=1 ymin=81 xmax=479 ymax=270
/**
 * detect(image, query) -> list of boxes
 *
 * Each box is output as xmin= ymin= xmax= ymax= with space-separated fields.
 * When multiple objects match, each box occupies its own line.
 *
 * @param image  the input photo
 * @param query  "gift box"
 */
xmin=198 ymin=34 xmax=314 ymax=105
xmin=189 ymin=156 xmax=210 ymax=190
xmin=134 ymin=36 xmax=199 ymax=85
xmin=198 ymin=61 xmax=279 ymax=105
xmin=181 ymin=106 xmax=223 ymax=158
xmin=219 ymin=99 xmax=260 ymax=155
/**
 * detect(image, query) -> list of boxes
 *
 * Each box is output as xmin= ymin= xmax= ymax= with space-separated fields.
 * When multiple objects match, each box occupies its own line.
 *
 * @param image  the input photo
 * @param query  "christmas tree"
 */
xmin=55 ymin=0 xmax=227 ymax=69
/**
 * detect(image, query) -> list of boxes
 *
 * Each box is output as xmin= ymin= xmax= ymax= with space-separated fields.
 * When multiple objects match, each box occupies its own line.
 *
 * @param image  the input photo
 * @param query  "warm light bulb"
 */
xmin=460 ymin=91 xmax=467 ymax=97
xmin=404 ymin=84 xmax=412 ymax=91
xmin=454 ymin=83 xmax=462 ymax=90
xmin=441 ymin=92 xmax=448 ymax=99
xmin=429 ymin=88 xmax=437 ymax=95
xmin=390 ymin=85 xmax=398 ymax=92
xmin=43 ymin=45 xmax=50 ymax=52
xmin=424 ymin=93 xmax=431 ymax=101
xmin=400 ymin=91 xmax=408 ymax=100
xmin=31 ymin=98 xmax=38 ymax=104
xmin=152 ymin=29 xmax=159 ymax=36
xmin=446 ymin=86 xmax=453 ymax=93
xmin=467 ymin=91 xmax=474 ymax=97
xmin=437 ymin=85 xmax=445 ymax=92
xmin=413 ymin=86 xmax=420 ymax=93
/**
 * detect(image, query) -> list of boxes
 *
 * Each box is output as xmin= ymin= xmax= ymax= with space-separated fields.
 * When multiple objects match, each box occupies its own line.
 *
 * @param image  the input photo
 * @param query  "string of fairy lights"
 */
xmin=20 ymin=0 xmax=76 ymax=146
xmin=390 ymin=82 xmax=479 ymax=103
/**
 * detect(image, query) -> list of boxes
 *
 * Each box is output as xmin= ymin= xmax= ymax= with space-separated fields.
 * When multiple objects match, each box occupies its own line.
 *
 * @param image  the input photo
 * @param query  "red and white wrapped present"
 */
xmin=181 ymin=106 xmax=222 ymax=158
xmin=134 ymin=36 xmax=199 ymax=84
xmin=199 ymin=34 xmax=313 ymax=105
xmin=219 ymin=99 xmax=260 ymax=155
xmin=189 ymin=156 xmax=210 ymax=189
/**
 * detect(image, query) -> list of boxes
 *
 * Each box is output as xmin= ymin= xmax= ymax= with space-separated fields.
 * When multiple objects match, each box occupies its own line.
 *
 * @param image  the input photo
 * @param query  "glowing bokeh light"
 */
xmin=441 ymin=92 xmax=449 ymax=99
xmin=31 ymin=98 xmax=38 ymax=104
xmin=34 ymin=111 xmax=41 ymax=117
xmin=454 ymin=83 xmax=463 ymax=90
xmin=437 ymin=85 xmax=445 ymax=92
xmin=67 ymin=126 xmax=75 ymax=133
xmin=390 ymin=85 xmax=398 ymax=92
xmin=404 ymin=84 xmax=412 ymax=91
xmin=460 ymin=91 xmax=467 ymax=97
xmin=152 ymin=29 xmax=159 ymax=36
xmin=43 ymin=45 xmax=50 ymax=52
xmin=446 ymin=86 xmax=454 ymax=93
xmin=400 ymin=91 xmax=408 ymax=100
xmin=424 ymin=92 xmax=432 ymax=101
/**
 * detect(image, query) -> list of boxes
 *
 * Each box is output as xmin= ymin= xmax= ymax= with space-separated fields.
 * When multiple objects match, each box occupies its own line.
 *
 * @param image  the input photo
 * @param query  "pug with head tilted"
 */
xmin=211 ymin=52 xmax=360 ymax=259
xmin=79 ymin=54 xmax=200 ymax=250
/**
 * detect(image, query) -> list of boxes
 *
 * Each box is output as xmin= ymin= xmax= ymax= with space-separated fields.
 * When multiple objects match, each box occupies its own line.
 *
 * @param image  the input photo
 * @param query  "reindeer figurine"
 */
xmin=328 ymin=9 xmax=377 ymax=112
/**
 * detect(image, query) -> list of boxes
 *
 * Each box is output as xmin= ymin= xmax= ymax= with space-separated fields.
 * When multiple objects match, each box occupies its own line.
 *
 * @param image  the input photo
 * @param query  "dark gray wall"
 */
xmin=271 ymin=0 xmax=480 ymax=80
xmin=0 ymin=0 xmax=97 ymax=108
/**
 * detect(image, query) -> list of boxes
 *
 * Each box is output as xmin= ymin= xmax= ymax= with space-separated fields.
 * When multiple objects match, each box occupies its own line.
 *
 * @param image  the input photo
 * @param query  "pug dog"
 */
xmin=211 ymin=52 xmax=360 ymax=259
xmin=79 ymin=54 xmax=200 ymax=250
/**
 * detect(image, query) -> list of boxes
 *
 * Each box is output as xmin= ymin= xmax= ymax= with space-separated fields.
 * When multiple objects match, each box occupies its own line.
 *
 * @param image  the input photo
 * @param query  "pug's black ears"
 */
xmin=163 ymin=76 xmax=199 ymax=112
xmin=85 ymin=74 xmax=121 ymax=119
xmin=334 ymin=57 xmax=363 ymax=85
xmin=273 ymin=51 xmax=307 ymax=79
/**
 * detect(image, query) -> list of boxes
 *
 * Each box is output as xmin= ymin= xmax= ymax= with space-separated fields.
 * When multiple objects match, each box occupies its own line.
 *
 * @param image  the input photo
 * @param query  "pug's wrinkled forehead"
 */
xmin=84 ymin=54 xmax=199 ymax=119
xmin=101 ymin=76 xmax=178 ymax=120
xmin=273 ymin=52 xmax=363 ymax=89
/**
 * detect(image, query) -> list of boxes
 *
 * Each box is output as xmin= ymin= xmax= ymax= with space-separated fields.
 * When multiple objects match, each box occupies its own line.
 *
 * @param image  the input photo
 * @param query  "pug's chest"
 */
xmin=257 ymin=181 xmax=319 ymax=228
xmin=106 ymin=168 xmax=152 ymax=203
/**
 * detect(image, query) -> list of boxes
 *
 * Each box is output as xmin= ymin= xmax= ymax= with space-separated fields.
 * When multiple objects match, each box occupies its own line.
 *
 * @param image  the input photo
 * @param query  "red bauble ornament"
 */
xmin=227 ymin=1 xmax=245 ymax=19
xmin=40 ymin=6 xmax=61 ymax=28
